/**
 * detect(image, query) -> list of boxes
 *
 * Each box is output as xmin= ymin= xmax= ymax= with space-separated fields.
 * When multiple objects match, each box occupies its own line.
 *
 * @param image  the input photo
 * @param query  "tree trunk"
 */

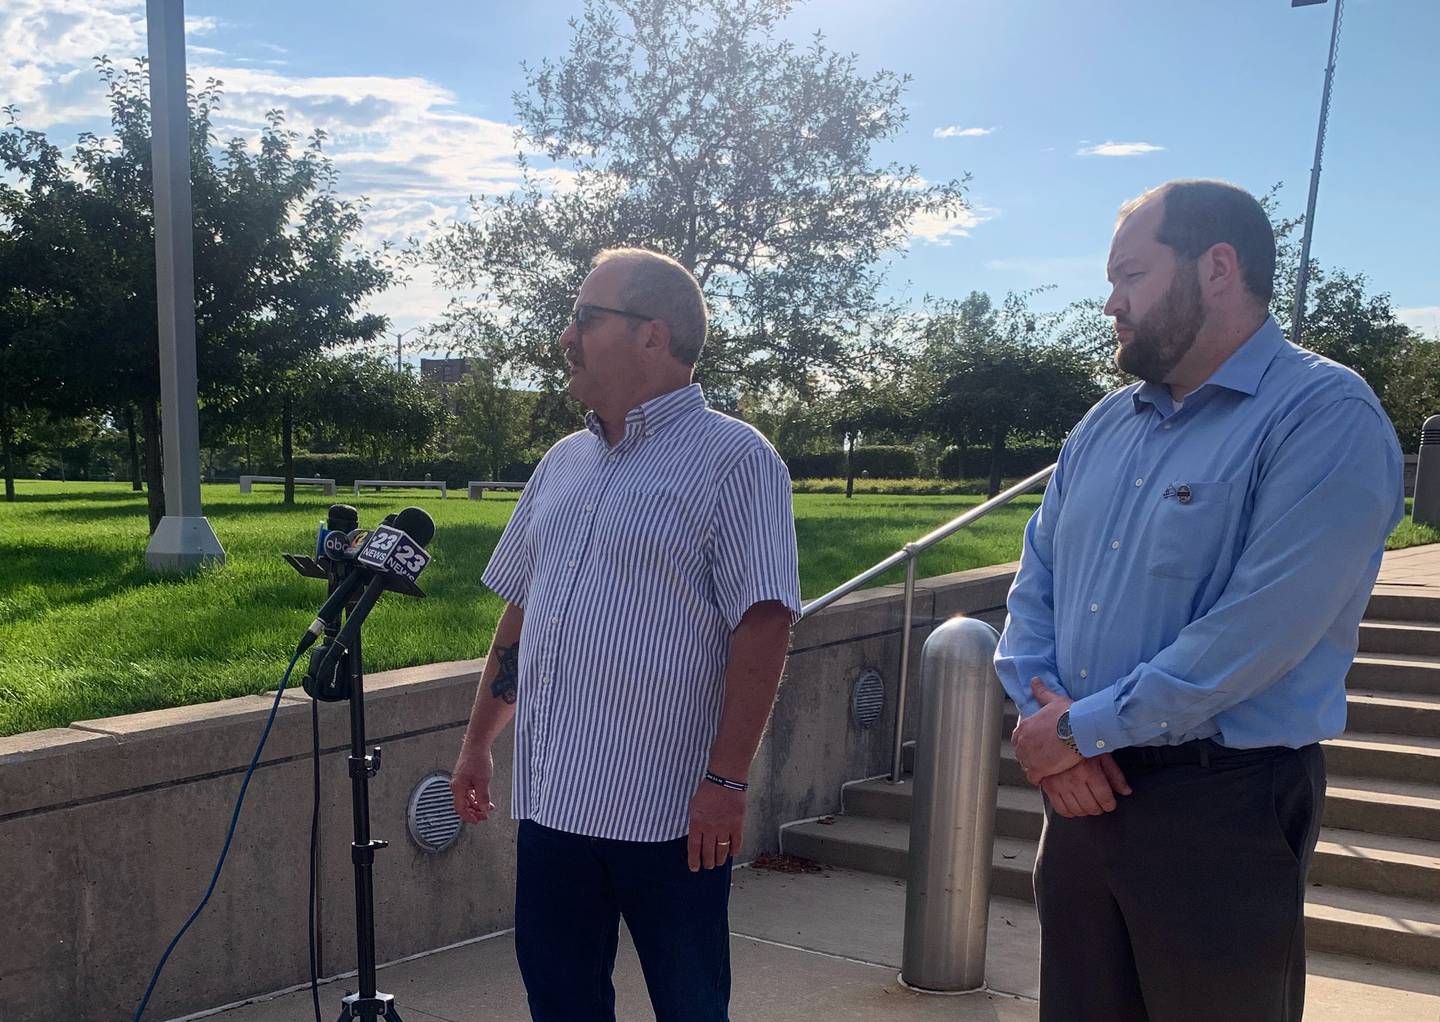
xmin=282 ymin=390 xmax=295 ymax=505
xmin=844 ymin=432 xmax=855 ymax=500
xmin=1 ymin=388 xmax=14 ymax=503
xmin=141 ymin=400 xmax=166 ymax=534
xmin=987 ymin=426 xmax=1006 ymax=499
xmin=126 ymin=406 xmax=142 ymax=491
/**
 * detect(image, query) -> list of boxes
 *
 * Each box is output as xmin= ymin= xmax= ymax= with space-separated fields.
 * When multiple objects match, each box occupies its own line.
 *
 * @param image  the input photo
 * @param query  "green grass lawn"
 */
xmin=2 ymin=481 xmax=1434 ymax=738
xmin=0 ymin=481 xmax=1041 ymax=737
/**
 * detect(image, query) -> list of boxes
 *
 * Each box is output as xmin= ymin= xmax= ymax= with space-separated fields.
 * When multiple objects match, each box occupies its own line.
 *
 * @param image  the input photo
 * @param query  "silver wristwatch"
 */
xmin=1056 ymin=710 xmax=1079 ymax=755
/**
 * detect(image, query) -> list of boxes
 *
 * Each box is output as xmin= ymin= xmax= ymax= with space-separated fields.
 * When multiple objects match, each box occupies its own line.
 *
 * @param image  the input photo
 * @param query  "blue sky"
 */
xmin=4 ymin=0 xmax=1437 ymax=355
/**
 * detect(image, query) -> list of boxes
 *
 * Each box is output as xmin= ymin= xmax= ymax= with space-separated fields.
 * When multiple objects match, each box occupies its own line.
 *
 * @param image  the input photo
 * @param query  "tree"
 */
xmin=915 ymin=292 xmax=1103 ymax=496
xmin=0 ymin=61 xmax=390 ymax=524
xmin=426 ymin=0 xmax=967 ymax=409
xmin=449 ymin=360 xmax=533 ymax=480
xmin=301 ymin=357 xmax=444 ymax=473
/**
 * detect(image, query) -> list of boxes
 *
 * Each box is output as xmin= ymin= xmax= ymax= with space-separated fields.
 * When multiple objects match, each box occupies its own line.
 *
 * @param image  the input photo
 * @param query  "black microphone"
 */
xmin=295 ymin=507 xmax=432 ymax=657
xmin=306 ymin=507 xmax=435 ymax=685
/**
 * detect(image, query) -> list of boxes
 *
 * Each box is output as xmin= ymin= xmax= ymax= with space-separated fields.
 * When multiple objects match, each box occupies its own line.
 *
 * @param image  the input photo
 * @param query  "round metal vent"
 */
xmin=407 ymin=772 xmax=462 ymax=853
xmin=851 ymin=668 xmax=885 ymax=729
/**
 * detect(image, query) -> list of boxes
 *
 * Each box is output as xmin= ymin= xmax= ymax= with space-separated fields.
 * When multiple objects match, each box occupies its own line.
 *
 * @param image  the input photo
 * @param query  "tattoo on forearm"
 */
xmin=490 ymin=641 xmax=519 ymax=704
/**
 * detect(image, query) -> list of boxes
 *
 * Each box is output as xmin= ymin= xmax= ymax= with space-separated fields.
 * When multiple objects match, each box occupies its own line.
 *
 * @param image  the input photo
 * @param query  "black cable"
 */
xmin=130 ymin=647 xmax=305 ymax=1022
xmin=310 ymin=696 xmax=323 ymax=1022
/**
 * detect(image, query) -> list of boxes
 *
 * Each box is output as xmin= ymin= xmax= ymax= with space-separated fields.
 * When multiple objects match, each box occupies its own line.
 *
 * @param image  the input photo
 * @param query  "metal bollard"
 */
xmin=1414 ymin=415 xmax=1440 ymax=526
xmin=901 ymin=615 xmax=1005 ymax=993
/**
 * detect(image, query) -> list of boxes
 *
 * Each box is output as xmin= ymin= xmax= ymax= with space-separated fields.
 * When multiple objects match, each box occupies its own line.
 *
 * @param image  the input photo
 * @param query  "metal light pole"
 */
xmin=143 ymin=0 xmax=225 ymax=573
xmin=1288 ymin=0 xmax=1345 ymax=346
xmin=395 ymin=327 xmax=419 ymax=372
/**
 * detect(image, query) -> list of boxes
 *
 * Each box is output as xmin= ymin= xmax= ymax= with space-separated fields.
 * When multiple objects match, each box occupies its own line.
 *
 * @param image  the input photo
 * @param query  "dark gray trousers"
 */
xmin=1034 ymin=741 xmax=1326 ymax=1022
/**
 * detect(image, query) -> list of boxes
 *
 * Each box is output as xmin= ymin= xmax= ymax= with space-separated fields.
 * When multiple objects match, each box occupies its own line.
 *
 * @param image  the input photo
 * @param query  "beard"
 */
xmin=1114 ymin=262 xmax=1205 ymax=383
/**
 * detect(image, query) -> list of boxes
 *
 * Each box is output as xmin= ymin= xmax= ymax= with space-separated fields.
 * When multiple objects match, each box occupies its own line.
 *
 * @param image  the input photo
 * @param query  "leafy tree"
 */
xmin=300 ymin=357 xmax=444 ymax=472
xmin=0 ymin=60 xmax=390 ymax=524
xmin=448 ymin=360 xmax=534 ymax=480
xmin=915 ymin=292 xmax=1102 ymax=496
xmin=426 ymin=0 xmax=967 ymax=409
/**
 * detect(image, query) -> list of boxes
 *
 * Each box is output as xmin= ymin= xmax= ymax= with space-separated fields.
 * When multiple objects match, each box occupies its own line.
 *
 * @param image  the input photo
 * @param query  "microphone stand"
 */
xmin=285 ymin=542 xmax=410 ymax=1022
xmin=336 ymin=624 xmax=402 ymax=1022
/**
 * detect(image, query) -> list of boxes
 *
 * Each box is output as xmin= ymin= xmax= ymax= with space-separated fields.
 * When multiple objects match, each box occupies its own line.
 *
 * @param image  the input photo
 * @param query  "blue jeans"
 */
xmin=514 ymin=819 xmax=732 ymax=1022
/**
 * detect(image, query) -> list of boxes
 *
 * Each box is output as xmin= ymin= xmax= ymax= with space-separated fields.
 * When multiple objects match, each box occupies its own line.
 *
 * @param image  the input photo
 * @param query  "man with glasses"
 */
xmin=450 ymin=247 xmax=801 ymax=1021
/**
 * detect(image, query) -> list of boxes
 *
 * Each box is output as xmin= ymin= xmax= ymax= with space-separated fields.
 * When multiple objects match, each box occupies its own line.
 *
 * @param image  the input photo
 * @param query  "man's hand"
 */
xmin=1041 ymin=754 xmax=1132 ymax=817
xmin=1012 ymin=678 xmax=1082 ymax=783
xmin=687 ymin=779 xmax=745 ymax=872
xmin=450 ymin=744 xmax=496 ymax=824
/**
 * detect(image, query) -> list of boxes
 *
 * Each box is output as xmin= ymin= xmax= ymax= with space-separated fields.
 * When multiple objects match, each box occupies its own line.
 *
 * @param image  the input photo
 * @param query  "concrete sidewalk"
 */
xmin=180 ymin=864 xmax=1439 ymax=1022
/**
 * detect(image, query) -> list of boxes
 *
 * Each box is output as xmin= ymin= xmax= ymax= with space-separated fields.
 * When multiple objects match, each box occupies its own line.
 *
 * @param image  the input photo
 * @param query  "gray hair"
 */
xmin=592 ymin=247 xmax=708 ymax=365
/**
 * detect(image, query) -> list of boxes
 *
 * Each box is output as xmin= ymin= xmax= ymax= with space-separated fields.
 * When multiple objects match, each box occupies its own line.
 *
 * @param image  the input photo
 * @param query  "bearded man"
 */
xmin=995 ymin=179 xmax=1403 ymax=1021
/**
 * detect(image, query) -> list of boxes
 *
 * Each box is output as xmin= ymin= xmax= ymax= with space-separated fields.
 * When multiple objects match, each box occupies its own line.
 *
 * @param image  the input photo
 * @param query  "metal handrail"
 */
xmin=798 ymin=464 xmax=1056 ymax=781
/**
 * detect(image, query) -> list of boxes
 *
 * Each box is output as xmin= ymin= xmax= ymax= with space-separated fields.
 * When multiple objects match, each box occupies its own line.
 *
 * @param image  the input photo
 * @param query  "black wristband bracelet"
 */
xmin=704 ymin=770 xmax=748 ymax=792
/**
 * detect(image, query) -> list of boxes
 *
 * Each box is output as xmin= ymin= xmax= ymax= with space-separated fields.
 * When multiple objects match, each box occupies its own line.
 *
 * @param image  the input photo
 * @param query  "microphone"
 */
xmin=303 ymin=507 xmax=435 ymax=693
xmin=295 ymin=507 xmax=432 ymax=657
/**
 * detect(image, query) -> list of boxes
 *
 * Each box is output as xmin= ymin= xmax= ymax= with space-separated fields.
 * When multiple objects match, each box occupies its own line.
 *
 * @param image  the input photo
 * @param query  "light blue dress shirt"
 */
xmin=995 ymin=317 xmax=1403 ymax=754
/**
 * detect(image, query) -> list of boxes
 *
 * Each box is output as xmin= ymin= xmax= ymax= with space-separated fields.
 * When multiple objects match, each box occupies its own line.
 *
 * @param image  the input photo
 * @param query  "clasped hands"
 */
xmin=1011 ymin=678 xmax=1131 ymax=818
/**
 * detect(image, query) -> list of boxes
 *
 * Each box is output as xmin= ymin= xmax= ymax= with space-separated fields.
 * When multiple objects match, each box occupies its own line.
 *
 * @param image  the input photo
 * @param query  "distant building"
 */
xmin=420 ymin=357 xmax=473 ymax=385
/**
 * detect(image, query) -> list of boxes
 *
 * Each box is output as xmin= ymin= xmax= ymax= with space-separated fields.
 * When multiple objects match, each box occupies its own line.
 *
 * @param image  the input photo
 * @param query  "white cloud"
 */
xmin=1077 ymin=140 xmax=1165 ymax=157
xmin=0 ymin=0 xmax=147 ymax=125
xmin=909 ymin=205 xmax=992 ymax=246
xmin=1399 ymin=306 xmax=1440 ymax=338
xmin=933 ymin=125 xmax=993 ymax=139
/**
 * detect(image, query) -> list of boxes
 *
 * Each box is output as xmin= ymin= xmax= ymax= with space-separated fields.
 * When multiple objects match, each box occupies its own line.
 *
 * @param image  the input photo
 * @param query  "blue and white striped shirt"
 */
xmin=482 ymin=384 xmax=802 ymax=841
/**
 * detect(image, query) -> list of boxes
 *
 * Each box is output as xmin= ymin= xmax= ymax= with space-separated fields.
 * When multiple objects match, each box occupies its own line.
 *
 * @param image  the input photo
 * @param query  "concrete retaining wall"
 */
xmin=0 ymin=563 xmax=1016 ymax=1022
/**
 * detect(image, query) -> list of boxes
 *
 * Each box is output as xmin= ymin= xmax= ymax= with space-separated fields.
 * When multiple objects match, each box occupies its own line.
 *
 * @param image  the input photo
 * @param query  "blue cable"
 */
xmin=130 ymin=647 xmax=305 ymax=1022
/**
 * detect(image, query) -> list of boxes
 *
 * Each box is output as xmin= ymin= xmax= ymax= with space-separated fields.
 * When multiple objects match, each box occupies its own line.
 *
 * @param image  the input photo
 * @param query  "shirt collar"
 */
xmin=1132 ymin=316 xmax=1286 ymax=414
xmin=585 ymin=383 xmax=706 ymax=442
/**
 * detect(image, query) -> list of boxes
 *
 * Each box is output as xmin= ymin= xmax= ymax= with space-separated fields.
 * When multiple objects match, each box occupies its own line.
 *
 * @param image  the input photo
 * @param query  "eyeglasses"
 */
xmin=569 ymin=304 xmax=654 ymax=330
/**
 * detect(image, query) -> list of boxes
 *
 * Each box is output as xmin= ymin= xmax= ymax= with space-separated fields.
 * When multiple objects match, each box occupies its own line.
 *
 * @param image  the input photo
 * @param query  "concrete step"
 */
xmin=842 ymin=779 xmax=1440 ymax=903
xmin=1322 ymin=732 xmax=1440 ymax=785
xmin=1345 ymin=690 xmax=1440 ymax=739
xmin=1347 ymin=653 xmax=1440 ymax=696
xmin=783 ymin=810 xmax=1440 ymax=970
xmin=779 ymin=813 xmax=1035 ymax=902
xmin=1359 ymin=619 xmax=1440 ymax=657
xmin=844 ymin=776 xmax=1046 ymax=839
xmin=1305 ymin=886 xmax=1440 ymax=973
xmin=910 ymin=738 xmax=1440 ymax=839
xmin=1311 ymin=828 xmax=1440 ymax=903
xmin=782 ymin=814 xmax=1440 ymax=972
xmin=1365 ymin=589 xmax=1440 ymax=624
xmin=1324 ymin=776 xmax=1440 ymax=843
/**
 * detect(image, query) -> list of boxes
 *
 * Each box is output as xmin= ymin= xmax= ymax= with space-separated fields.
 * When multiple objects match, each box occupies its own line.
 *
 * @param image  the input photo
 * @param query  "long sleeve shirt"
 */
xmin=994 ymin=317 xmax=1403 ymax=754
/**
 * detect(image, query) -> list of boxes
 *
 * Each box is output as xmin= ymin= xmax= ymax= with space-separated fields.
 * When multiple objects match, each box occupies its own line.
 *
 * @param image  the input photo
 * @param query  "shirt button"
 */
xmin=567 ymin=559 xmax=577 ymax=568
xmin=1163 ymin=423 xmax=1173 ymax=431
xmin=583 ymin=503 xmax=593 ymax=513
xmin=550 ymin=615 xmax=559 ymax=625
xmin=1134 ymin=478 xmax=1144 ymax=487
xmin=1110 ymin=540 xmax=1120 ymax=550
xmin=1090 ymin=602 xmax=1099 ymax=613
xmin=1080 ymin=669 xmax=1088 ymax=679
xmin=541 ymin=675 xmax=551 ymax=685
xmin=1096 ymin=740 xmax=1107 ymax=749
xmin=1159 ymin=721 xmax=1169 ymax=728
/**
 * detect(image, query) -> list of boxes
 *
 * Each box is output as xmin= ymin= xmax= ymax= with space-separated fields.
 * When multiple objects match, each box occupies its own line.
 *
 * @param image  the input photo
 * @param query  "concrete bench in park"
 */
xmin=467 ymin=481 xmax=527 ymax=499
xmin=353 ymin=479 xmax=448 ymax=498
xmin=239 ymin=475 xmax=337 ymax=496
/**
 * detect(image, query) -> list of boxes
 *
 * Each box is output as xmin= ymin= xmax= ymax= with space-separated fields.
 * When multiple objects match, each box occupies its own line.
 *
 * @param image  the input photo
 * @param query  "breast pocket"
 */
xmin=1145 ymin=481 xmax=1235 ymax=580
